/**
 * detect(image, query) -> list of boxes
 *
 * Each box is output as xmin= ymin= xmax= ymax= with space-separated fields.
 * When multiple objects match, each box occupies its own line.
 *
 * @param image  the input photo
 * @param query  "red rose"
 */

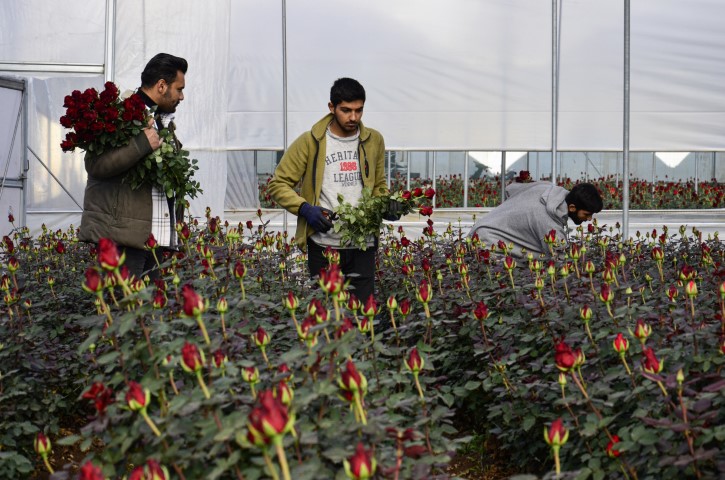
xmin=82 ymin=267 xmax=103 ymax=294
xmin=181 ymin=284 xmax=205 ymax=317
xmin=554 ymin=340 xmax=576 ymax=372
xmin=401 ymin=190 xmax=412 ymax=200
xmin=339 ymin=360 xmax=366 ymax=392
xmin=181 ymin=341 xmax=204 ymax=372
xmin=125 ymin=381 xmax=148 ymax=411
xmin=404 ymin=347 xmax=424 ymax=373
xmin=344 ymin=443 xmax=377 ymax=480
xmin=473 ymin=301 xmax=490 ymax=320
xmin=419 ymin=205 xmax=433 ymax=216
xmin=544 ymin=418 xmax=569 ymax=447
xmin=78 ymin=461 xmax=105 ymax=480
xmin=424 ymin=187 xmax=435 ymax=199
xmin=82 ymin=382 xmax=114 ymax=415
xmin=606 ymin=435 xmax=621 ymax=457
xmin=247 ymin=390 xmax=292 ymax=441
xmin=97 ymin=237 xmax=122 ymax=270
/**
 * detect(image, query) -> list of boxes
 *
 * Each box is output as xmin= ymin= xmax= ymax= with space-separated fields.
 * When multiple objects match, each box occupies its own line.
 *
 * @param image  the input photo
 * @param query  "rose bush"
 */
xmin=0 ymin=211 xmax=723 ymax=479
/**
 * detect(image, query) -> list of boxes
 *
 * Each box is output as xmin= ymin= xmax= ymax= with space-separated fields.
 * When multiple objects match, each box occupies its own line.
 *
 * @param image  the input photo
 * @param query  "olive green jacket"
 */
xmin=79 ymin=132 xmax=155 ymax=250
xmin=268 ymin=114 xmax=388 ymax=250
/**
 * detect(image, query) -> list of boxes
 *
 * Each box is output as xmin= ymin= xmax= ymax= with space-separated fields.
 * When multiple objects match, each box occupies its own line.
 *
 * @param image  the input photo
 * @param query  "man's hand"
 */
xmin=382 ymin=198 xmax=402 ymax=221
xmin=299 ymin=202 xmax=335 ymax=233
xmin=144 ymin=127 xmax=161 ymax=150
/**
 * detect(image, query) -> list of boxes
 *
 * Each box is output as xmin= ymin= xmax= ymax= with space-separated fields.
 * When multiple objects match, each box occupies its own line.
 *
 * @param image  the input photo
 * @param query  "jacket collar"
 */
xmin=310 ymin=113 xmax=371 ymax=142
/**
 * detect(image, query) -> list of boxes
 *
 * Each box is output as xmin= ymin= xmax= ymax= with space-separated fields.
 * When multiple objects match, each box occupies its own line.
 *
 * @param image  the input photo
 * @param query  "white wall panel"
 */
xmin=0 ymin=0 xmax=105 ymax=64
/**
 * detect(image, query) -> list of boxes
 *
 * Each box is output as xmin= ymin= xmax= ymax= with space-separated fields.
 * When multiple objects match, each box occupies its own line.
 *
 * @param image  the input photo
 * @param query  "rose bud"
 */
xmin=347 ymin=294 xmax=361 ymax=313
xmin=606 ymin=435 xmax=621 ymax=458
xmin=612 ymin=333 xmax=629 ymax=356
xmin=212 ymin=349 xmax=227 ymax=369
xmin=232 ymin=261 xmax=247 ymax=280
xmin=666 ymin=285 xmax=678 ymax=302
xmin=357 ymin=316 xmax=372 ymax=334
xmin=343 ymin=442 xmax=377 ymax=480
xmin=361 ymin=295 xmax=378 ymax=318
xmin=339 ymin=360 xmax=368 ymax=393
xmin=473 ymin=301 xmax=490 ymax=321
xmin=151 ymin=289 xmax=167 ymax=309
xmin=82 ymin=267 xmax=104 ymax=294
xmin=544 ymin=229 xmax=556 ymax=245
xmin=580 ymin=305 xmax=592 ymax=323
xmin=632 ymin=319 xmax=652 ymax=345
xmin=554 ymin=340 xmax=576 ymax=372
xmin=336 ymin=317 xmax=355 ymax=337
xmin=424 ymin=187 xmax=435 ymax=199
xmin=7 ymin=213 xmax=14 ymax=223
xmin=216 ymin=296 xmax=228 ymax=313
xmin=651 ymin=246 xmax=664 ymax=261
xmin=242 ymin=366 xmax=260 ymax=384
xmin=176 ymin=222 xmax=191 ymax=242
xmin=277 ymin=363 xmax=294 ymax=382
xmin=145 ymin=459 xmax=170 ymax=480
xmin=145 ymin=233 xmax=158 ymax=250
xmin=98 ymin=237 xmax=124 ymax=271
xmin=125 ymin=381 xmax=150 ymax=411
xmin=503 ymin=256 xmax=516 ymax=271
xmin=642 ymin=347 xmax=664 ymax=374
xmin=253 ymin=326 xmax=271 ymax=348
xmin=573 ymin=348 xmax=586 ymax=368
xmin=78 ymin=461 xmax=105 ymax=480
xmin=398 ymin=298 xmax=412 ymax=318
xmin=415 ymin=280 xmax=432 ymax=305
xmin=386 ymin=295 xmax=398 ymax=311
xmin=404 ymin=347 xmax=424 ymax=374
xmin=34 ymin=432 xmax=52 ymax=458
xmin=599 ymin=283 xmax=614 ymax=304
xmin=584 ymin=260 xmax=595 ymax=275
xmin=558 ymin=372 xmax=567 ymax=387
xmin=274 ymin=380 xmax=294 ymax=406
xmin=543 ymin=418 xmax=569 ymax=448
xmin=247 ymin=390 xmax=294 ymax=441
xmin=684 ymin=280 xmax=698 ymax=298
xmin=181 ymin=284 xmax=205 ymax=317
xmin=319 ymin=263 xmax=344 ymax=294
xmin=412 ymin=187 xmax=423 ymax=197
xmin=720 ymin=281 xmax=725 ymax=299
xmin=180 ymin=342 xmax=205 ymax=373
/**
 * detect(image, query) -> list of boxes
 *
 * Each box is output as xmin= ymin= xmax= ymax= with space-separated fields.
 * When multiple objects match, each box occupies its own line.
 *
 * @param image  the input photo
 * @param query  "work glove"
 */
xmin=382 ymin=198 xmax=402 ymax=222
xmin=299 ymin=202 xmax=335 ymax=233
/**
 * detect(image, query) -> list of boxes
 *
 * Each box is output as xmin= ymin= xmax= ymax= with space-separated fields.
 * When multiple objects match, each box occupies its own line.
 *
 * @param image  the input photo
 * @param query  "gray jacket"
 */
xmin=79 ymin=132 xmax=155 ymax=250
xmin=468 ymin=181 xmax=569 ymax=257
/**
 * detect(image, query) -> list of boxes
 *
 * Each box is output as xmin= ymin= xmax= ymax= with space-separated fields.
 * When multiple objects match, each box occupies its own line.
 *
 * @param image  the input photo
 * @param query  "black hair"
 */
xmin=141 ymin=53 xmax=188 ymax=88
xmin=330 ymin=78 xmax=366 ymax=106
xmin=565 ymin=183 xmax=604 ymax=213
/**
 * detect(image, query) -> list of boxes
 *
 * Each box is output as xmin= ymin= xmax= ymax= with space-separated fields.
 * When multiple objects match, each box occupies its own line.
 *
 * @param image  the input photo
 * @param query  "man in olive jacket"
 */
xmin=79 ymin=53 xmax=187 ymax=279
xmin=268 ymin=78 xmax=389 ymax=303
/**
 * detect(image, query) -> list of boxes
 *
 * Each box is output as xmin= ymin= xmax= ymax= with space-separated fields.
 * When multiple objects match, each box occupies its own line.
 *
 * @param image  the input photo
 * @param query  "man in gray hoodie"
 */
xmin=467 ymin=180 xmax=603 ymax=257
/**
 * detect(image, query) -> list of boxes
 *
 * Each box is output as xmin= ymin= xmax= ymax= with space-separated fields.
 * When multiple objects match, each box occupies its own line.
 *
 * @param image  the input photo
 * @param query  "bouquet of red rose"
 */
xmin=60 ymin=82 xmax=201 ymax=199
xmin=333 ymin=186 xmax=435 ymax=250
xmin=60 ymin=82 xmax=148 ymax=154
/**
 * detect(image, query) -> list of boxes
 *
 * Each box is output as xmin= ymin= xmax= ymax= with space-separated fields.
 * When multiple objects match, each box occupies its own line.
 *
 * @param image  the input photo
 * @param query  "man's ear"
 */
xmin=568 ymin=204 xmax=577 ymax=213
xmin=156 ymin=79 xmax=168 ymax=95
xmin=328 ymin=101 xmax=334 ymax=113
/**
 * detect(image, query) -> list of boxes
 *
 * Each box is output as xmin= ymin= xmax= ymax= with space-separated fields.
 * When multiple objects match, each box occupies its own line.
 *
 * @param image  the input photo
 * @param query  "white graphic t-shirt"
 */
xmin=311 ymin=126 xmax=374 ymax=248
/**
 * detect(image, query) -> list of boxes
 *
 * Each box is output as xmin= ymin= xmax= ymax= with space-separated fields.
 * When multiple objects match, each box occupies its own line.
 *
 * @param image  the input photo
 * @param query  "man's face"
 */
xmin=156 ymin=71 xmax=185 ymax=113
xmin=568 ymin=205 xmax=594 ymax=225
xmin=329 ymin=100 xmax=364 ymax=136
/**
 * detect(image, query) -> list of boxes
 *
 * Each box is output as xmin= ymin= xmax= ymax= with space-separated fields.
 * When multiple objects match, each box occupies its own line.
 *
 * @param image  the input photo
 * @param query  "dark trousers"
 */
xmin=307 ymin=238 xmax=377 ymax=303
xmin=122 ymin=246 xmax=160 ymax=281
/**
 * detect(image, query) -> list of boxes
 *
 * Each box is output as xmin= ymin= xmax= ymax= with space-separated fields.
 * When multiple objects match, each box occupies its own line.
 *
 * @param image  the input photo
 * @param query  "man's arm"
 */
xmin=268 ymin=134 xmax=312 ymax=215
xmin=371 ymin=134 xmax=388 ymax=197
xmin=84 ymin=129 xmax=157 ymax=178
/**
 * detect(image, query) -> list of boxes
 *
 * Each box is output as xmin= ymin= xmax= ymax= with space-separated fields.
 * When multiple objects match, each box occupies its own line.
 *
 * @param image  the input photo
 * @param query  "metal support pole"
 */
xmin=281 ymin=0 xmax=289 ymax=233
xmin=500 ymin=151 xmax=506 ymax=204
xmin=104 ymin=0 xmax=116 ymax=82
xmin=432 ymin=152 xmax=437 ymax=208
xmin=695 ymin=153 xmax=699 ymax=195
xmin=551 ymin=0 xmax=560 ymax=184
xmin=405 ymin=151 xmax=411 ymax=190
xmin=622 ymin=0 xmax=631 ymax=238
xmin=463 ymin=152 xmax=469 ymax=208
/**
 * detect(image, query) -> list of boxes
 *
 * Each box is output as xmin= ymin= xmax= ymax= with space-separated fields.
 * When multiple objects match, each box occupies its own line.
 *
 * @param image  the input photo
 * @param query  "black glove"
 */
xmin=382 ymin=198 xmax=402 ymax=222
xmin=299 ymin=202 xmax=335 ymax=233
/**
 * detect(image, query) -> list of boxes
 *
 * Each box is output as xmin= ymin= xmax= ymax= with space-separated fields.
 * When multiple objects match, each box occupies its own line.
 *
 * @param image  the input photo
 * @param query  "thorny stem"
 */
xmin=263 ymin=450 xmax=281 ymax=480
xmin=196 ymin=315 xmax=211 ymax=345
xmin=413 ymin=372 xmax=425 ymax=403
xmin=353 ymin=391 xmax=368 ymax=425
xmin=196 ymin=371 xmax=211 ymax=399
xmin=678 ymin=387 xmax=702 ymax=479
xmin=42 ymin=456 xmax=54 ymax=474
xmin=141 ymin=410 xmax=161 ymax=437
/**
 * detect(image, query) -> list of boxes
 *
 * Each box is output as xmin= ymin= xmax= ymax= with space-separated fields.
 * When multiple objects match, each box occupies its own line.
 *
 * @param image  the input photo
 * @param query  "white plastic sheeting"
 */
xmin=2 ymin=0 xmax=725 ymax=238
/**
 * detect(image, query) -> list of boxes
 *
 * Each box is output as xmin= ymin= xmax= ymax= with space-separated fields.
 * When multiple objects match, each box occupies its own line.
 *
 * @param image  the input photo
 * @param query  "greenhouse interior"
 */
xmin=1 ymin=1 xmax=724 ymax=479
xmin=2 ymin=0 xmax=724 ymax=240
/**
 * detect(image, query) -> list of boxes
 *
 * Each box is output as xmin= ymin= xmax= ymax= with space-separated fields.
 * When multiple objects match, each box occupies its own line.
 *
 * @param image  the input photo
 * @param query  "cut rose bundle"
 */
xmin=333 ymin=186 xmax=435 ymax=250
xmin=60 ymin=81 xmax=201 ymax=200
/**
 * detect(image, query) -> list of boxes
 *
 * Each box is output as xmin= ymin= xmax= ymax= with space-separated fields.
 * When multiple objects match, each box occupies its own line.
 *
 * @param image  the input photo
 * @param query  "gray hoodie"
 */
xmin=468 ymin=181 xmax=569 ymax=257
